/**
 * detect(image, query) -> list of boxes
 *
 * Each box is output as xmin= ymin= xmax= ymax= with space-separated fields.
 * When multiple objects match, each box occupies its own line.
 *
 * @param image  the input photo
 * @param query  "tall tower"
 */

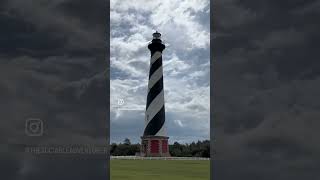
xmin=141 ymin=31 xmax=170 ymax=157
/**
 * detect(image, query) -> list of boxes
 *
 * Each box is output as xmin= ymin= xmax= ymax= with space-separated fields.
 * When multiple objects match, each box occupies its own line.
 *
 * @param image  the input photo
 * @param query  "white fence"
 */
xmin=111 ymin=156 xmax=210 ymax=160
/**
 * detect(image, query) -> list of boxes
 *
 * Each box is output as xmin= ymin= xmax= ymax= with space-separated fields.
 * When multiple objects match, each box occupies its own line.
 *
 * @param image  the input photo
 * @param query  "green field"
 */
xmin=110 ymin=159 xmax=210 ymax=180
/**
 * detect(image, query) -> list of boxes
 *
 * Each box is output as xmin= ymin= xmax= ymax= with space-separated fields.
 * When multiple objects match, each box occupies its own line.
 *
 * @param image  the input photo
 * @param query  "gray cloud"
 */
xmin=0 ymin=0 xmax=108 ymax=179
xmin=213 ymin=0 xmax=320 ymax=179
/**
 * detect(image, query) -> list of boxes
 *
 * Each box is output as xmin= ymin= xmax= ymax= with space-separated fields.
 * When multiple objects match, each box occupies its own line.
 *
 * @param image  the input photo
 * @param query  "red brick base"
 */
xmin=140 ymin=136 xmax=170 ymax=157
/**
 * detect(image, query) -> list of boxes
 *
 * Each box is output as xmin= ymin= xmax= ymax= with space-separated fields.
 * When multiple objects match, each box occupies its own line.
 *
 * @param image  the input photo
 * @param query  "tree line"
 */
xmin=110 ymin=138 xmax=210 ymax=158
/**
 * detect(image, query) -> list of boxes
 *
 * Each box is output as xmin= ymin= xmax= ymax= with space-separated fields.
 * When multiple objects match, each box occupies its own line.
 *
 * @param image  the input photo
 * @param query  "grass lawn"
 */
xmin=110 ymin=159 xmax=209 ymax=180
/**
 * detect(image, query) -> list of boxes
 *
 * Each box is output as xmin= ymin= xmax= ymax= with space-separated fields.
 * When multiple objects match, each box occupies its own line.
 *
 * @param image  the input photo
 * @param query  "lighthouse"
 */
xmin=140 ymin=31 xmax=170 ymax=157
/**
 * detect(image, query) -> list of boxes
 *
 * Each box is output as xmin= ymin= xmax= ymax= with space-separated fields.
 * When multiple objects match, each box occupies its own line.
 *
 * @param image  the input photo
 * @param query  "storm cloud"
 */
xmin=212 ymin=0 xmax=320 ymax=179
xmin=0 ymin=0 xmax=108 ymax=179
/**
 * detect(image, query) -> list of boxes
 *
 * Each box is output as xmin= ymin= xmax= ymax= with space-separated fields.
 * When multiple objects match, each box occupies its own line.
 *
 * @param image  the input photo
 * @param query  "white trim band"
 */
xmin=150 ymin=51 xmax=162 ymax=64
xmin=148 ymin=66 xmax=163 ymax=92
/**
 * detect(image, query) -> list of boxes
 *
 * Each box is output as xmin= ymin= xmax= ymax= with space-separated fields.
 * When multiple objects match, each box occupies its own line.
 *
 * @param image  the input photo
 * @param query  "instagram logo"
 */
xmin=25 ymin=118 xmax=43 ymax=136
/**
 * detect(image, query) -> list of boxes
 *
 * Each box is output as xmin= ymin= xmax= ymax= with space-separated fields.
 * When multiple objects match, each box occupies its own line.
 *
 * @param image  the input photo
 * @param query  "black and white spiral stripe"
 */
xmin=143 ymin=51 xmax=166 ymax=136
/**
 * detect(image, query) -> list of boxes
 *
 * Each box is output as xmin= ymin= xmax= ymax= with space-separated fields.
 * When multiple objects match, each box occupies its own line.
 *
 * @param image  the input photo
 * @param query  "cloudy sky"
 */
xmin=110 ymin=0 xmax=210 ymax=144
xmin=212 ymin=0 xmax=320 ymax=179
xmin=1 ymin=0 xmax=108 ymax=179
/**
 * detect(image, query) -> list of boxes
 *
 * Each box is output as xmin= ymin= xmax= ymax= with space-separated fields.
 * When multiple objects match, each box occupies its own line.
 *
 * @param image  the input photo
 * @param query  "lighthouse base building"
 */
xmin=141 ymin=136 xmax=170 ymax=157
xmin=140 ymin=31 xmax=170 ymax=157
